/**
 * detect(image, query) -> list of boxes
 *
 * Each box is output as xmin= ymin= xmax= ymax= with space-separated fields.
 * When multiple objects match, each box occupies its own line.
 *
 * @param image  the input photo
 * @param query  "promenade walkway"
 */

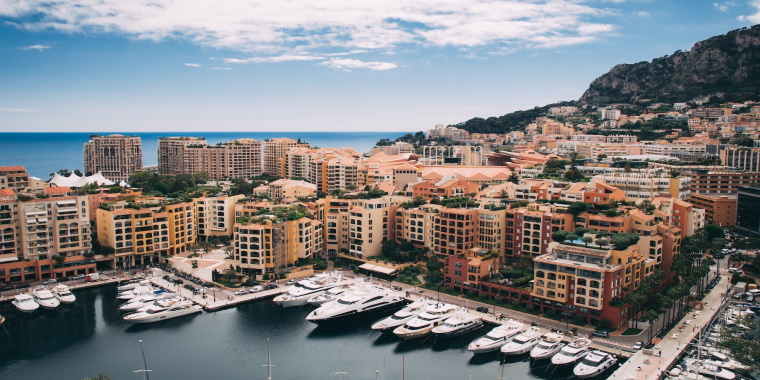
xmin=609 ymin=273 xmax=731 ymax=379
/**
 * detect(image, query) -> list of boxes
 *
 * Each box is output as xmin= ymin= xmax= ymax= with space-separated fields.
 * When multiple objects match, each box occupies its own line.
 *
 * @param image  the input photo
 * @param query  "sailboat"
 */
xmin=263 ymin=338 xmax=274 ymax=380
xmin=336 ymin=342 xmax=347 ymax=380
xmin=133 ymin=340 xmax=152 ymax=380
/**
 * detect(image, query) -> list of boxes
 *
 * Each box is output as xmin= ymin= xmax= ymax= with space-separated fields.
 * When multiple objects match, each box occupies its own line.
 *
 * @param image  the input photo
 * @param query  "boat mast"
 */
xmin=335 ymin=342 xmax=347 ymax=380
xmin=262 ymin=338 xmax=274 ymax=380
xmin=133 ymin=340 xmax=152 ymax=380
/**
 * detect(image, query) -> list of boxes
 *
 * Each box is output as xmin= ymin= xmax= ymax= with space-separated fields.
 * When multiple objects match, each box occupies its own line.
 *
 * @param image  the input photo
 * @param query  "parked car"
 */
xmin=234 ymin=289 xmax=248 ymax=296
xmin=633 ymin=341 xmax=644 ymax=350
xmin=475 ymin=306 xmax=489 ymax=313
xmin=72 ymin=274 xmax=86 ymax=280
xmin=15 ymin=283 xmax=30 ymax=289
xmin=263 ymin=284 xmax=278 ymax=290
xmin=286 ymin=279 xmax=297 ymax=285
xmin=0 ymin=285 xmax=14 ymax=292
xmin=42 ymin=279 xmax=57 ymax=285
xmin=249 ymin=286 xmax=263 ymax=293
xmin=242 ymin=280 xmax=259 ymax=286
xmin=591 ymin=330 xmax=609 ymax=338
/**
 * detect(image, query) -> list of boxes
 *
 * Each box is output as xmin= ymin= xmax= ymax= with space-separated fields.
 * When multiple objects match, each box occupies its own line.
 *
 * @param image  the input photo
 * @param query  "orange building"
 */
xmin=688 ymin=193 xmax=737 ymax=227
xmin=412 ymin=178 xmax=480 ymax=199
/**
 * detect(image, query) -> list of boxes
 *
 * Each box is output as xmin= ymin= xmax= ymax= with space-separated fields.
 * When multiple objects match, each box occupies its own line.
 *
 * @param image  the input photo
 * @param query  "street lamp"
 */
xmin=561 ymin=311 xmax=572 ymax=334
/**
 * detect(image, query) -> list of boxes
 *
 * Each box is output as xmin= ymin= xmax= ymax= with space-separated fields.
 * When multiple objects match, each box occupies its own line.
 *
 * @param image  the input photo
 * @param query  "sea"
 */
xmin=0 ymin=286 xmax=584 ymax=380
xmin=0 ymin=132 xmax=407 ymax=179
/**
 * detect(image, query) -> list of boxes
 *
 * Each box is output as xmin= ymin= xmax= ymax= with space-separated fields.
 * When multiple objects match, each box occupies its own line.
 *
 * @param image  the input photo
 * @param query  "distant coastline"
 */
xmin=0 ymin=131 xmax=410 ymax=179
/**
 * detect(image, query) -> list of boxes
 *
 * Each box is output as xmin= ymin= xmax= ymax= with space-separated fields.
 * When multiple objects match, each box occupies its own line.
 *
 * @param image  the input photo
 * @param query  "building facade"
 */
xmin=83 ymin=134 xmax=143 ymax=183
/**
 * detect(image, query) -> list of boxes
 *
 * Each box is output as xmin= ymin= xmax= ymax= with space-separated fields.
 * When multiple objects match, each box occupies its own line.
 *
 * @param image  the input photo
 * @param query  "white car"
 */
xmin=234 ymin=289 xmax=248 ymax=296
xmin=633 ymin=341 xmax=644 ymax=350
xmin=249 ymin=286 xmax=263 ymax=293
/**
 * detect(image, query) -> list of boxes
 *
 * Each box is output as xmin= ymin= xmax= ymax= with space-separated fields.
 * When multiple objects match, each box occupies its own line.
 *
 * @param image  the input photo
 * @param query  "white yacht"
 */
xmin=123 ymin=299 xmax=202 ymax=324
xmin=500 ymin=326 xmax=542 ymax=355
xmin=51 ymin=284 xmax=76 ymax=304
xmin=551 ymin=336 xmax=592 ymax=365
xmin=306 ymin=285 xmax=404 ymax=324
xmin=307 ymin=286 xmax=349 ymax=306
xmin=393 ymin=303 xmax=459 ymax=340
xmin=431 ymin=310 xmax=483 ymax=338
xmin=274 ymin=273 xmax=351 ymax=307
xmin=468 ymin=320 xmax=525 ymax=354
xmin=685 ymin=358 xmax=737 ymax=380
xmin=530 ymin=333 xmax=566 ymax=360
xmin=573 ymin=350 xmax=617 ymax=378
xmin=117 ymin=285 xmax=160 ymax=301
xmin=119 ymin=293 xmax=178 ymax=312
xmin=12 ymin=294 xmax=39 ymax=313
xmin=117 ymin=279 xmax=150 ymax=292
xmin=371 ymin=300 xmax=433 ymax=331
xmin=32 ymin=286 xmax=60 ymax=309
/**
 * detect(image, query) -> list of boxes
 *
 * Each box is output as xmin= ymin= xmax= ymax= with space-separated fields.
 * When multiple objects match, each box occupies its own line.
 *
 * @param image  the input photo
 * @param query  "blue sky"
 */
xmin=1 ymin=0 xmax=758 ymax=133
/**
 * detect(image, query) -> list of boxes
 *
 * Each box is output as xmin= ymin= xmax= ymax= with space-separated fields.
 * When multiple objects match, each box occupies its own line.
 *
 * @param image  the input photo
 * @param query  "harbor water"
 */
xmin=0 ymin=285 xmax=598 ymax=380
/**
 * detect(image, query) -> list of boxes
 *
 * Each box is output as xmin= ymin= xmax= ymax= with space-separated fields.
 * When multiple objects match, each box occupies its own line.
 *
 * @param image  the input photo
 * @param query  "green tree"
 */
xmin=424 ymin=256 xmax=444 ymax=286
xmin=718 ymin=315 xmax=760 ymax=368
xmin=581 ymin=236 xmax=593 ymax=246
xmin=515 ymin=255 xmax=534 ymax=276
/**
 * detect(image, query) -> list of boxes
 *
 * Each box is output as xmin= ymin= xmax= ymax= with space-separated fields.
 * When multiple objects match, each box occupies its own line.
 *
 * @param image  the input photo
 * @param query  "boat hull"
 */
xmin=433 ymin=321 xmax=484 ymax=339
xmin=124 ymin=306 xmax=202 ymax=324
xmin=307 ymin=300 xmax=405 ymax=325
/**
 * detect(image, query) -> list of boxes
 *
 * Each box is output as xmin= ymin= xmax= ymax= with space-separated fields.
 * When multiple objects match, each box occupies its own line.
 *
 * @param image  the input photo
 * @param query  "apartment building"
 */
xmin=157 ymin=136 xmax=207 ymax=175
xmin=531 ymin=243 xmax=655 ymax=327
xmin=592 ymin=173 xmax=691 ymax=201
xmin=264 ymin=138 xmax=308 ymax=177
xmin=180 ymin=139 xmax=262 ymax=180
xmin=394 ymin=204 xmax=441 ymax=251
xmin=432 ymin=208 xmax=479 ymax=258
xmin=720 ymin=147 xmax=760 ymax=172
xmin=444 ymin=248 xmax=501 ymax=292
xmin=164 ymin=202 xmax=195 ymax=256
xmin=650 ymin=197 xmax=705 ymax=237
xmin=324 ymin=195 xmax=408 ymax=258
xmin=97 ymin=204 xmax=169 ymax=267
xmin=325 ymin=157 xmax=367 ymax=193
xmin=688 ymin=193 xmax=737 ymax=227
xmin=684 ymin=170 xmax=760 ymax=194
xmin=83 ymin=134 xmax=143 ymax=183
xmin=194 ymin=194 xmax=245 ymax=240
xmin=232 ymin=216 xmax=322 ymax=280
xmin=412 ymin=178 xmax=479 ymax=199
xmin=0 ymin=166 xmax=30 ymax=191
xmin=736 ymin=186 xmax=760 ymax=235
xmin=504 ymin=204 xmax=574 ymax=258
xmin=254 ymin=179 xmax=317 ymax=200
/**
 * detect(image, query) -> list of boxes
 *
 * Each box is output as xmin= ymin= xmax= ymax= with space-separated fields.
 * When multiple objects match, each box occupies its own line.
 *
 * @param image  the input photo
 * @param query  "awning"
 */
xmin=358 ymin=263 xmax=397 ymax=275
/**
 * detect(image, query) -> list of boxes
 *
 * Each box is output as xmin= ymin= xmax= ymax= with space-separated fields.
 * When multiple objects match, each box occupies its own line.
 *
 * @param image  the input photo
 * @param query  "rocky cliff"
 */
xmin=580 ymin=25 xmax=760 ymax=104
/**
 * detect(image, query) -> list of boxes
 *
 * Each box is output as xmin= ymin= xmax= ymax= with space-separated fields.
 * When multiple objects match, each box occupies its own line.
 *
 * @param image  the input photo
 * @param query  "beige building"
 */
xmin=168 ymin=138 xmax=262 ymax=180
xmin=158 ymin=136 xmax=207 ymax=175
xmin=193 ymin=194 xmax=245 ymax=240
xmin=84 ymin=134 xmax=143 ymax=183
xmin=264 ymin=138 xmax=309 ymax=177
xmin=0 ymin=166 xmax=30 ymax=191
xmin=254 ymin=179 xmax=317 ymax=200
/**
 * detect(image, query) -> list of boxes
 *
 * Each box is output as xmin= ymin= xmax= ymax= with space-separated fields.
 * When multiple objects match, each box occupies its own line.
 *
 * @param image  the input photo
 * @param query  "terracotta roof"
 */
xmin=0 ymin=166 xmax=26 ymax=172
xmin=44 ymin=186 xmax=73 ymax=195
xmin=0 ymin=188 xmax=15 ymax=197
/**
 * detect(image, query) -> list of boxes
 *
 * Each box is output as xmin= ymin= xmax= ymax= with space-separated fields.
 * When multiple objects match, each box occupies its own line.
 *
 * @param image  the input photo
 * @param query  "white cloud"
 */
xmin=210 ymin=67 xmax=232 ymax=70
xmin=222 ymin=54 xmax=324 ymax=64
xmin=0 ymin=0 xmax=616 ymax=57
xmin=738 ymin=0 xmax=760 ymax=22
xmin=0 ymin=107 xmax=33 ymax=112
xmin=21 ymin=44 xmax=52 ymax=51
xmin=633 ymin=11 xmax=651 ymax=18
xmin=184 ymin=63 xmax=202 ymax=67
xmin=320 ymin=58 xmax=398 ymax=71
xmin=713 ymin=1 xmax=737 ymax=13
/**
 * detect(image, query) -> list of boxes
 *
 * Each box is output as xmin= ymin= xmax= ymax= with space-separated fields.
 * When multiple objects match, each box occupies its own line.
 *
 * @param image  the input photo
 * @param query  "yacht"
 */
xmin=371 ymin=299 xmax=433 ymax=332
xmin=530 ymin=333 xmax=566 ymax=360
xmin=12 ymin=294 xmax=39 ymax=313
xmin=573 ymin=350 xmax=617 ymax=378
xmin=117 ymin=279 xmax=150 ymax=292
xmin=117 ymin=285 xmax=161 ymax=301
xmin=274 ymin=272 xmax=351 ymax=307
xmin=431 ymin=310 xmax=483 ymax=338
xmin=123 ymin=299 xmax=202 ymax=324
xmin=306 ymin=285 xmax=404 ymax=324
xmin=307 ymin=286 xmax=349 ymax=306
xmin=685 ymin=358 xmax=737 ymax=380
xmin=468 ymin=320 xmax=525 ymax=354
xmin=500 ymin=326 xmax=542 ymax=355
xmin=51 ymin=284 xmax=76 ymax=304
xmin=551 ymin=336 xmax=592 ymax=365
xmin=32 ymin=286 xmax=60 ymax=309
xmin=119 ymin=293 xmax=178 ymax=312
xmin=392 ymin=303 xmax=458 ymax=340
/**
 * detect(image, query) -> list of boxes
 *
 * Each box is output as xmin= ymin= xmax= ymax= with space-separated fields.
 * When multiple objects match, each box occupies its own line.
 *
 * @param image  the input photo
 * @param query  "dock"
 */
xmin=147 ymin=276 xmax=284 ymax=311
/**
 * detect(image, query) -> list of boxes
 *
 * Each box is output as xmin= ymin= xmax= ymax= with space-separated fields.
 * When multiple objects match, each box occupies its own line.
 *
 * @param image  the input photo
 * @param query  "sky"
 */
xmin=1 ymin=0 xmax=759 ymax=133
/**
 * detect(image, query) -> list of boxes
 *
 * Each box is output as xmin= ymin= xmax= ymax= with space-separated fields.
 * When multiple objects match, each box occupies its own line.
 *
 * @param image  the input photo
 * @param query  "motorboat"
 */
xmin=431 ymin=310 xmax=483 ymax=338
xmin=371 ymin=299 xmax=433 ymax=331
xmin=307 ymin=286 xmax=349 ymax=306
xmin=685 ymin=358 xmax=737 ymax=379
xmin=306 ymin=285 xmax=404 ymax=324
xmin=51 ymin=284 xmax=76 ymax=304
xmin=32 ymin=286 xmax=60 ymax=309
xmin=530 ymin=333 xmax=566 ymax=360
xmin=392 ymin=303 xmax=459 ymax=340
xmin=274 ymin=272 xmax=352 ymax=307
xmin=550 ymin=336 xmax=592 ymax=365
xmin=123 ymin=299 xmax=201 ymax=324
xmin=573 ymin=350 xmax=617 ymax=378
xmin=117 ymin=279 xmax=150 ymax=292
xmin=117 ymin=285 xmax=162 ymax=301
xmin=12 ymin=294 xmax=39 ymax=313
xmin=500 ymin=326 xmax=542 ymax=355
xmin=119 ymin=293 xmax=178 ymax=312
xmin=468 ymin=320 xmax=525 ymax=354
